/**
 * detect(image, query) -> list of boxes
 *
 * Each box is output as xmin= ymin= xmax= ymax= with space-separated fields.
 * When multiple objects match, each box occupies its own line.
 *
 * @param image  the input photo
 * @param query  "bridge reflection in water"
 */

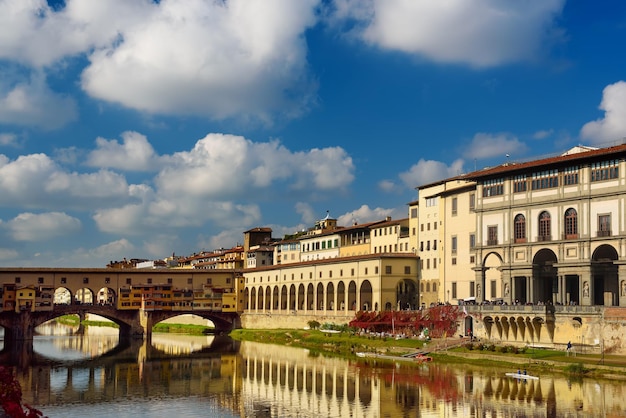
xmin=5 ymin=332 xmax=626 ymax=417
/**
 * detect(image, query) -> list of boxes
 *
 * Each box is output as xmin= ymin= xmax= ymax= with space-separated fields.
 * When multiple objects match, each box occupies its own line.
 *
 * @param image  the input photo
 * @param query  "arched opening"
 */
xmin=326 ymin=282 xmax=335 ymax=310
xmin=591 ymin=244 xmax=618 ymax=306
xmin=316 ymin=283 xmax=324 ymax=310
xmin=538 ymin=211 xmax=551 ymax=241
xmin=289 ymin=284 xmax=296 ymax=310
xmin=258 ymin=286 xmax=264 ymax=311
xmin=337 ymin=281 xmax=346 ymax=310
xmin=265 ymin=287 xmax=271 ymax=310
xmin=533 ymin=249 xmax=558 ymax=304
xmin=348 ymin=281 xmax=357 ymax=311
xmin=95 ymin=287 xmax=115 ymax=306
xmin=306 ymin=283 xmax=314 ymax=310
xmin=359 ymin=280 xmax=372 ymax=311
xmin=74 ymin=288 xmax=94 ymax=305
xmin=564 ymin=208 xmax=578 ymax=239
xmin=250 ymin=288 xmax=257 ymax=310
xmin=483 ymin=252 xmax=502 ymax=302
xmin=514 ymin=214 xmax=526 ymax=243
xmin=280 ymin=285 xmax=288 ymax=310
xmin=272 ymin=286 xmax=279 ymax=310
xmin=297 ymin=284 xmax=305 ymax=310
xmin=54 ymin=287 xmax=72 ymax=305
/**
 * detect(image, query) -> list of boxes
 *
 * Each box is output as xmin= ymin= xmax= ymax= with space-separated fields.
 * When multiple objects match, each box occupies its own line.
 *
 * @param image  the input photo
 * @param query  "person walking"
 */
xmin=567 ymin=341 xmax=572 ymax=356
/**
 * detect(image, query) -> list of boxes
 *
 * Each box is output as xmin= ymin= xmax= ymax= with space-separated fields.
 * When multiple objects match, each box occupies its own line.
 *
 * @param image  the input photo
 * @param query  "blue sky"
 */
xmin=0 ymin=0 xmax=625 ymax=267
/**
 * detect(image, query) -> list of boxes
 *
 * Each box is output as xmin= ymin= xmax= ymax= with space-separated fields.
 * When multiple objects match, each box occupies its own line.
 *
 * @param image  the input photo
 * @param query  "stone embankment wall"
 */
xmin=242 ymin=312 xmax=355 ymax=329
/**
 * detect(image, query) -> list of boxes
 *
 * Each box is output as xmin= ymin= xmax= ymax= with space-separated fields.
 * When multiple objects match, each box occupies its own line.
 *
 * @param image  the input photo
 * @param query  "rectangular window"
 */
xmin=404 ymin=266 xmax=411 ymax=274
xmin=433 ymin=240 xmax=437 ymax=250
xmin=451 ymin=197 xmax=458 ymax=216
xmin=531 ymin=169 xmax=559 ymax=190
xmin=61 ymin=277 xmax=67 ymax=284
xmin=15 ymin=277 xmax=20 ymax=283
xmin=147 ymin=278 xmax=152 ymax=284
xmin=469 ymin=193 xmax=475 ymax=211
xmin=451 ymin=236 xmax=457 ymax=253
xmin=452 ymin=282 xmax=457 ymax=299
xmin=433 ymin=258 xmax=437 ymax=268
xmin=425 ymin=197 xmax=438 ymax=207
xmin=207 ymin=278 xmax=212 ymax=284
xmin=470 ymin=282 xmax=475 ymax=297
xmin=420 ymin=241 xmax=424 ymax=251
xmin=385 ymin=266 xmax=392 ymax=274
xmin=426 ymin=241 xmax=430 ymax=251
xmin=487 ymin=226 xmax=498 ymax=246
xmin=482 ymin=178 xmax=504 ymax=197
xmin=433 ymin=222 xmax=437 ymax=230
xmin=451 ymin=257 xmax=456 ymax=265
xmin=469 ymin=233 xmax=476 ymax=249
xmin=470 ymin=255 xmax=475 ymax=263
xmin=126 ymin=278 xmax=131 ymax=285
xmin=563 ymin=166 xmax=579 ymax=185
xmin=38 ymin=277 xmax=44 ymax=284
xmin=187 ymin=278 xmax=193 ymax=284
xmin=83 ymin=277 xmax=89 ymax=284
xmin=426 ymin=259 xmax=430 ymax=269
xmin=411 ymin=208 xmax=418 ymax=218
xmin=427 ymin=223 xmax=430 ymax=231
xmin=105 ymin=277 xmax=111 ymax=284
xmin=490 ymin=280 xmax=496 ymax=298
xmin=598 ymin=214 xmax=611 ymax=237
xmin=513 ymin=175 xmax=527 ymax=193
xmin=591 ymin=160 xmax=619 ymax=181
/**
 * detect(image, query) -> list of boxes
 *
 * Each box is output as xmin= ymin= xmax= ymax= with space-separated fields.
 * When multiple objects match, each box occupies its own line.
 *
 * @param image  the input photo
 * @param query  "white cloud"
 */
xmin=7 ymin=212 xmax=81 ymax=241
xmin=0 ymin=71 xmax=77 ymax=130
xmin=86 ymin=131 xmax=160 ymax=171
xmin=0 ymin=0 xmax=150 ymax=67
xmin=329 ymin=0 xmax=566 ymax=67
xmin=156 ymin=134 xmax=354 ymax=198
xmin=295 ymin=202 xmax=317 ymax=225
xmin=580 ymin=81 xmax=626 ymax=145
xmin=81 ymin=0 xmax=319 ymax=121
xmin=62 ymin=238 xmax=137 ymax=268
xmin=533 ymin=129 xmax=554 ymax=140
xmin=462 ymin=132 xmax=528 ymax=160
xmin=399 ymin=158 xmax=465 ymax=188
xmin=337 ymin=204 xmax=403 ymax=226
xmin=0 ymin=132 xmax=19 ymax=147
xmin=377 ymin=179 xmax=400 ymax=193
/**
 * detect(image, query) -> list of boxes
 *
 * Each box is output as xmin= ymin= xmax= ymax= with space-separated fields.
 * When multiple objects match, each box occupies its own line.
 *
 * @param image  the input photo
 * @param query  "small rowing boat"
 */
xmin=505 ymin=372 xmax=539 ymax=380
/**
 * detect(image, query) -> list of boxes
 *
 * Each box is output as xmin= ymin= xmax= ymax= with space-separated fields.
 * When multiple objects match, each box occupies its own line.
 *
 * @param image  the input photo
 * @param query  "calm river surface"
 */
xmin=1 ymin=323 xmax=625 ymax=417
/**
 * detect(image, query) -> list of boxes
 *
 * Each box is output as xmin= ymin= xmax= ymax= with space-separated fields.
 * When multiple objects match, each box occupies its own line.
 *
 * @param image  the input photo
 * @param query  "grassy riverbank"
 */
xmin=229 ymin=328 xmax=626 ymax=380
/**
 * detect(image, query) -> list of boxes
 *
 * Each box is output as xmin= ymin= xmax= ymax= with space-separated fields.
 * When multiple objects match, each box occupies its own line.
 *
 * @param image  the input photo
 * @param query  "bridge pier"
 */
xmin=9 ymin=310 xmax=36 ymax=341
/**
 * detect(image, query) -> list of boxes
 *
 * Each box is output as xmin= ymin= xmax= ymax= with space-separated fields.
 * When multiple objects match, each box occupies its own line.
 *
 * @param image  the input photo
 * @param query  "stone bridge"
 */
xmin=0 ymin=304 xmax=241 ymax=344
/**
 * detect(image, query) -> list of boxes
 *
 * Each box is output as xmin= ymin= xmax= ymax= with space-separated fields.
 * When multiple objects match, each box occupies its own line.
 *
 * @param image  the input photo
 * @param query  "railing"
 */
xmin=466 ymin=304 xmax=605 ymax=315
xmin=487 ymin=239 xmax=498 ymax=246
xmin=597 ymin=230 xmax=611 ymax=237
xmin=536 ymin=235 xmax=551 ymax=242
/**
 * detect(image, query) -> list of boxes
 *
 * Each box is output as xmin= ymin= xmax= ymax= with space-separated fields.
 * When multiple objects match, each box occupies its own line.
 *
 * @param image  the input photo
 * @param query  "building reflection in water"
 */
xmin=5 ymin=328 xmax=626 ymax=417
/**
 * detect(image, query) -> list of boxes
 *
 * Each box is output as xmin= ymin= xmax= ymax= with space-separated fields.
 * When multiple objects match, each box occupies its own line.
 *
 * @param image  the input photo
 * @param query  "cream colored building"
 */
xmin=369 ymin=217 xmax=410 ymax=255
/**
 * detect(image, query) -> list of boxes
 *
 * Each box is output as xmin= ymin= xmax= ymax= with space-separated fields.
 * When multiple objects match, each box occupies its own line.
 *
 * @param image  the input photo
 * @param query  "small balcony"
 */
xmin=597 ymin=230 xmax=611 ymax=237
xmin=536 ymin=235 xmax=551 ymax=242
xmin=487 ymin=239 xmax=498 ymax=246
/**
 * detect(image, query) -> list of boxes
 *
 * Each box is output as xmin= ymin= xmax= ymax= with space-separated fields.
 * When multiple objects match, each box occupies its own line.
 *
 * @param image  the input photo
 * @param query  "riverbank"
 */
xmin=229 ymin=329 xmax=626 ymax=380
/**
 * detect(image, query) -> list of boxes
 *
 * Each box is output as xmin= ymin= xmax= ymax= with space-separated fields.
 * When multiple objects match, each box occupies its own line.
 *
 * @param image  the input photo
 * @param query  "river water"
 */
xmin=1 ymin=323 xmax=625 ymax=418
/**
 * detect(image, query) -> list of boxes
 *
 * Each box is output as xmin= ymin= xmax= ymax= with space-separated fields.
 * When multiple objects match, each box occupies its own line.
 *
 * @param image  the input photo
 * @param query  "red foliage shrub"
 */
xmin=0 ymin=366 xmax=45 ymax=418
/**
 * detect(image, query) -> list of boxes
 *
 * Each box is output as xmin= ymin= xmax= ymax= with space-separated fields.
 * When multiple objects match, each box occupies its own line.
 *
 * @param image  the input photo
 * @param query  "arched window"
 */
xmin=538 ymin=211 xmax=551 ymax=241
xmin=514 ymin=214 xmax=526 ymax=243
xmin=564 ymin=208 xmax=578 ymax=239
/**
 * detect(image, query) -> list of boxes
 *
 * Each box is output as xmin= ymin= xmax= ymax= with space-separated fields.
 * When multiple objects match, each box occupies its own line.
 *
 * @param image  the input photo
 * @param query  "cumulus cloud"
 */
xmin=81 ymin=0 xmax=319 ymax=121
xmin=328 ymin=0 xmax=566 ymax=67
xmin=0 ymin=0 xmax=319 ymax=123
xmin=0 ymin=71 xmax=77 ymax=130
xmin=86 ymin=131 xmax=160 ymax=171
xmin=399 ymin=158 xmax=465 ymax=188
xmin=533 ymin=129 xmax=554 ymax=140
xmin=0 ymin=153 xmax=131 ymax=209
xmin=7 ymin=212 xmax=81 ymax=241
xmin=295 ymin=202 xmax=317 ymax=225
xmin=60 ymin=238 xmax=137 ymax=268
xmin=580 ymin=81 xmax=626 ymax=145
xmin=156 ymin=133 xmax=354 ymax=198
xmin=462 ymin=132 xmax=528 ymax=160
xmin=337 ymin=204 xmax=403 ymax=226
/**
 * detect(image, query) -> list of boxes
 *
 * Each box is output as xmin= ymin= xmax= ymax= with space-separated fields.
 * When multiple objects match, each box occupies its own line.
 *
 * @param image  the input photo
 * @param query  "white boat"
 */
xmin=505 ymin=372 xmax=539 ymax=380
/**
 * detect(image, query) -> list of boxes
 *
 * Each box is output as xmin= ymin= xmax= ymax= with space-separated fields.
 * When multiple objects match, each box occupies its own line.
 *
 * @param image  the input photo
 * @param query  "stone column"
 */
xmin=619 ymin=265 xmax=626 ymax=307
xmin=580 ymin=266 xmax=592 ymax=306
